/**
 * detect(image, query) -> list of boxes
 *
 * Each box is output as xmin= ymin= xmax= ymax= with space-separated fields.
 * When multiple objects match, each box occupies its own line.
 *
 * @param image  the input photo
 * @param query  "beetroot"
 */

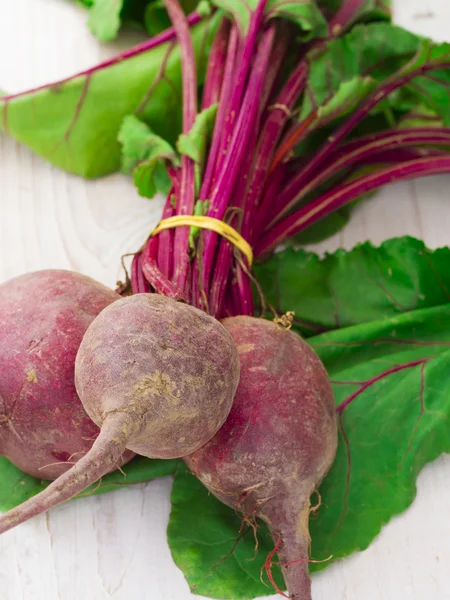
xmin=0 ymin=293 xmax=240 ymax=533
xmin=185 ymin=317 xmax=337 ymax=600
xmin=0 ymin=269 xmax=133 ymax=480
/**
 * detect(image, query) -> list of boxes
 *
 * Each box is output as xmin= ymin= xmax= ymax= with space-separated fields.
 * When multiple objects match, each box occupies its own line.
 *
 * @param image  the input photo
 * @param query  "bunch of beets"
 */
xmin=2 ymin=1 xmax=450 ymax=599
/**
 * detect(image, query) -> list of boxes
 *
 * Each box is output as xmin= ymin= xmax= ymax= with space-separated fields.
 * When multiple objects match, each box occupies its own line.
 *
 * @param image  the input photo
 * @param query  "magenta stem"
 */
xmin=202 ymin=23 xmax=275 ymax=294
xmin=163 ymin=0 xmax=198 ymax=294
xmin=240 ymin=28 xmax=295 ymax=242
xmin=209 ymin=124 xmax=260 ymax=317
xmin=131 ymin=253 xmax=151 ymax=294
xmin=157 ymin=185 xmax=177 ymax=280
xmin=212 ymin=0 xmax=269 ymax=177
xmin=201 ymin=18 xmax=230 ymax=109
xmin=274 ymin=58 xmax=450 ymax=197
xmin=266 ymin=128 xmax=450 ymax=229
xmin=256 ymin=155 xmax=450 ymax=255
xmin=251 ymin=0 xmax=372 ymax=235
xmin=189 ymin=25 xmax=239 ymax=312
xmin=141 ymin=236 xmax=187 ymax=300
xmin=198 ymin=24 xmax=240 ymax=202
xmin=327 ymin=0 xmax=374 ymax=36
xmin=208 ymin=25 xmax=285 ymax=316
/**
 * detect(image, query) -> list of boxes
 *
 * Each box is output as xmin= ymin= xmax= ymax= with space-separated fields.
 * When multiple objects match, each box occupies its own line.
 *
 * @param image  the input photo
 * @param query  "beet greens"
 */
xmin=126 ymin=0 xmax=450 ymax=320
xmin=2 ymin=1 xmax=450 ymax=598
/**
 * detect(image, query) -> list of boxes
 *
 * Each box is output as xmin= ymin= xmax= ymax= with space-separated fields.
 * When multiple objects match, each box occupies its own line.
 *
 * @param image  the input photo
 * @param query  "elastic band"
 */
xmin=151 ymin=215 xmax=253 ymax=266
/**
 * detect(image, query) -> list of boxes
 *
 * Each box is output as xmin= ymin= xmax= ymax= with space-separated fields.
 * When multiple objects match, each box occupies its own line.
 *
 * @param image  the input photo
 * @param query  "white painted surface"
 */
xmin=0 ymin=1 xmax=450 ymax=598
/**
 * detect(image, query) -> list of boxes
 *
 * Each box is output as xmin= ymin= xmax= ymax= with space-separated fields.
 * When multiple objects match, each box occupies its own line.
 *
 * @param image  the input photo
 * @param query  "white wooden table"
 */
xmin=1 ymin=1 xmax=450 ymax=598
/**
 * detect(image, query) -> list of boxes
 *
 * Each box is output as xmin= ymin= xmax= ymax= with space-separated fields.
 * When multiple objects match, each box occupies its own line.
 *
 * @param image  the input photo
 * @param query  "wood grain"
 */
xmin=1 ymin=1 xmax=450 ymax=598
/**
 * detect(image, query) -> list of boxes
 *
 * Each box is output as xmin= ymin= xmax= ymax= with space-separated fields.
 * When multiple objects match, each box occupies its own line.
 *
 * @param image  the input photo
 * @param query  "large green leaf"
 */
xmin=168 ymin=464 xmax=285 ymax=599
xmin=0 ymin=455 xmax=179 ymax=513
xmin=255 ymin=237 xmax=450 ymax=336
xmin=0 ymin=18 xmax=218 ymax=178
xmin=308 ymin=307 xmax=450 ymax=569
xmin=168 ymin=303 xmax=450 ymax=598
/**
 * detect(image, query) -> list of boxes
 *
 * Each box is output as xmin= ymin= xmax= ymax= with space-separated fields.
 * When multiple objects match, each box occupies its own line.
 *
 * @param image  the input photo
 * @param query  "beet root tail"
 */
xmin=0 ymin=413 xmax=133 ymax=534
xmin=265 ymin=502 xmax=313 ymax=600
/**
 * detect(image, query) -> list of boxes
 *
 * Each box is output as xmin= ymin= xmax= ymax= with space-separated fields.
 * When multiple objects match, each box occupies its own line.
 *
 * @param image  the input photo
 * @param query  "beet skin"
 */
xmin=0 ymin=293 xmax=240 ymax=534
xmin=0 ymin=270 xmax=133 ymax=480
xmin=185 ymin=317 xmax=337 ymax=600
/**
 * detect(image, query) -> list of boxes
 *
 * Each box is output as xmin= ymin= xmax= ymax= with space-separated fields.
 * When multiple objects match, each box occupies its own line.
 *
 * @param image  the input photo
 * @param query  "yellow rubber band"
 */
xmin=151 ymin=215 xmax=253 ymax=266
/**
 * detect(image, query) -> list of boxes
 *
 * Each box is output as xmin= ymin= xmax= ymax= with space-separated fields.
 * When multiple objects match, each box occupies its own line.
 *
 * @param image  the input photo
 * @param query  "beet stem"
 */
xmin=256 ymin=155 xmax=450 ymax=254
xmin=200 ymin=1 xmax=269 ymax=291
xmin=131 ymin=254 xmax=151 ymax=294
xmin=141 ymin=236 xmax=186 ymax=300
xmin=273 ymin=58 xmax=450 ymax=197
xmin=198 ymin=24 xmax=239 ymax=203
xmin=201 ymin=18 xmax=230 ymax=109
xmin=263 ymin=0 xmax=373 ymax=173
xmin=328 ymin=0 xmax=375 ymax=36
xmin=163 ymin=0 xmax=198 ymax=294
xmin=0 ymin=413 xmax=133 ymax=534
xmin=202 ymin=22 xmax=274 ymax=297
xmin=157 ymin=185 xmax=177 ymax=280
xmin=266 ymin=128 xmax=450 ymax=229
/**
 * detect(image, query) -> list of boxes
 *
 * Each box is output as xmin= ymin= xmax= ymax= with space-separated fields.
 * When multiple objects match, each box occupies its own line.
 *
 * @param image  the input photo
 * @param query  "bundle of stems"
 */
xmin=130 ymin=0 xmax=450 ymax=318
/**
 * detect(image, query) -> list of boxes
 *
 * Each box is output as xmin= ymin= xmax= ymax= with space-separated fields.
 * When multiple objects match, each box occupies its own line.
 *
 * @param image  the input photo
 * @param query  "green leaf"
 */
xmin=144 ymin=1 xmax=172 ymax=36
xmin=168 ymin=464 xmax=285 ymax=599
xmin=401 ymin=40 xmax=450 ymax=125
xmin=80 ymin=0 xmax=199 ymax=40
xmin=300 ymin=23 xmax=422 ymax=121
xmin=0 ymin=18 xmax=218 ymax=178
xmin=315 ymin=75 xmax=377 ymax=126
xmin=363 ymin=0 xmax=392 ymax=22
xmin=345 ymin=0 xmax=392 ymax=25
xmin=255 ymin=237 xmax=450 ymax=336
xmin=307 ymin=307 xmax=450 ymax=570
xmin=177 ymin=104 xmax=218 ymax=165
xmin=168 ymin=303 xmax=450 ymax=598
xmin=144 ymin=0 xmax=199 ymax=36
xmin=0 ymin=456 xmax=179 ymax=513
xmin=317 ymin=0 xmax=392 ymax=23
xmin=210 ymin=0 xmax=327 ymax=37
xmin=177 ymin=104 xmax=217 ymax=191
xmin=119 ymin=114 xmax=178 ymax=198
xmin=301 ymin=23 xmax=450 ymax=128
xmin=265 ymin=0 xmax=328 ymax=40
xmin=88 ymin=0 xmax=124 ymax=42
